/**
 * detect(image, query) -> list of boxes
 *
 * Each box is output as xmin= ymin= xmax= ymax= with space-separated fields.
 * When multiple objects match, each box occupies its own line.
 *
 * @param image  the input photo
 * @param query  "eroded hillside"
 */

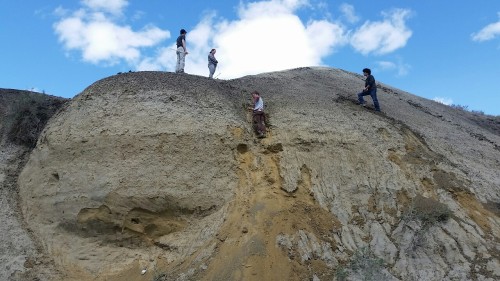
xmin=5 ymin=68 xmax=500 ymax=280
xmin=0 ymin=89 xmax=67 ymax=281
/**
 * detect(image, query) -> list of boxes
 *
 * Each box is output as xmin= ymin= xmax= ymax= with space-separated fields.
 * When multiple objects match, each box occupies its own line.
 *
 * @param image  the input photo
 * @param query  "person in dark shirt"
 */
xmin=357 ymin=68 xmax=380 ymax=111
xmin=175 ymin=29 xmax=188 ymax=73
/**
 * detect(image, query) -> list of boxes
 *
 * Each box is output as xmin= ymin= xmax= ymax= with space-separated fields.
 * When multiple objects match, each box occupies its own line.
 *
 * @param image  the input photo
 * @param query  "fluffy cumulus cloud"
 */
xmin=54 ymin=0 xmax=413 ymax=78
xmin=350 ymin=9 xmax=412 ymax=55
xmin=471 ymin=13 xmax=500 ymax=42
xmin=141 ymin=0 xmax=348 ymax=78
xmin=211 ymin=7 xmax=345 ymax=77
xmin=54 ymin=1 xmax=169 ymax=65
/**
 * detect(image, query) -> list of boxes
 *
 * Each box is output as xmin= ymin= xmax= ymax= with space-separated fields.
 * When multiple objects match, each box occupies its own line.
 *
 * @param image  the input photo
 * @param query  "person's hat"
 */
xmin=180 ymin=29 xmax=187 ymax=34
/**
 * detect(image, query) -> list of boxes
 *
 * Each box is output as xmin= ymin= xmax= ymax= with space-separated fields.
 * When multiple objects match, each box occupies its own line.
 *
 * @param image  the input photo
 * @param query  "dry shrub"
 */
xmin=403 ymin=195 xmax=452 ymax=252
xmin=409 ymin=195 xmax=452 ymax=225
xmin=4 ymin=92 xmax=67 ymax=147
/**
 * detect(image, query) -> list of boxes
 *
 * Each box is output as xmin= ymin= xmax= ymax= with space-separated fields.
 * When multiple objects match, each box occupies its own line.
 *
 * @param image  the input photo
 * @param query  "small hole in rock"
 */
xmin=237 ymin=143 xmax=249 ymax=153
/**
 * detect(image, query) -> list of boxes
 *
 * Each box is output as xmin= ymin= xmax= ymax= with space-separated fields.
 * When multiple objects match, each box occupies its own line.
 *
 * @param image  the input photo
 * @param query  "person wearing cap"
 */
xmin=176 ymin=29 xmax=188 ymax=73
xmin=357 ymin=68 xmax=380 ymax=111
xmin=208 ymin=49 xmax=218 ymax=78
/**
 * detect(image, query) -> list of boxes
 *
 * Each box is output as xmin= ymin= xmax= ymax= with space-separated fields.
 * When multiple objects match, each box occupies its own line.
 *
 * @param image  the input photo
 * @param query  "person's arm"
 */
xmin=209 ymin=54 xmax=217 ymax=64
xmin=254 ymin=97 xmax=263 ymax=111
xmin=365 ymin=76 xmax=374 ymax=91
xmin=248 ymin=96 xmax=257 ymax=110
xmin=182 ymin=39 xmax=188 ymax=54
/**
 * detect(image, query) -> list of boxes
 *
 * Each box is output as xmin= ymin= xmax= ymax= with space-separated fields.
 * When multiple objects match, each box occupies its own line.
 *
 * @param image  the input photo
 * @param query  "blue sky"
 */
xmin=1 ymin=0 xmax=499 ymax=115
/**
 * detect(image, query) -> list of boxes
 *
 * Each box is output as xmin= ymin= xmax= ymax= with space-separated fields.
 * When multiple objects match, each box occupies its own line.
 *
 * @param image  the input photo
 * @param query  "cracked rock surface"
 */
xmin=2 ymin=68 xmax=499 ymax=280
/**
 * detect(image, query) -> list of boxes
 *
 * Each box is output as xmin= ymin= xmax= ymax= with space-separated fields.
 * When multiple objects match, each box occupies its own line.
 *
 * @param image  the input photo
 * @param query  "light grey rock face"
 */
xmin=0 ymin=143 xmax=37 ymax=281
xmin=237 ymin=67 xmax=500 ymax=280
xmin=16 ymin=68 xmax=500 ymax=280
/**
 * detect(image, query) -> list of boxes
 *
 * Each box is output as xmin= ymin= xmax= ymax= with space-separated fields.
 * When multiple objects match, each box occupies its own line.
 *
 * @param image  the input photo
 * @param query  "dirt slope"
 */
xmin=5 ymin=68 xmax=500 ymax=280
xmin=0 ymin=89 xmax=67 ymax=281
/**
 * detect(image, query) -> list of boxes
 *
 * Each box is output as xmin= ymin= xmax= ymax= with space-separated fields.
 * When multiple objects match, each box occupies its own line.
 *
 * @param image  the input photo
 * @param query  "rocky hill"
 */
xmin=2 ymin=68 xmax=500 ymax=281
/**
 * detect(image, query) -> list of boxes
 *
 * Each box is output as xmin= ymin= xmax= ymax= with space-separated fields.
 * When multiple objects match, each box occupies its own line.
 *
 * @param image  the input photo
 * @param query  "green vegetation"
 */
xmin=336 ymin=197 xmax=452 ymax=279
xmin=336 ymin=247 xmax=387 ymax=281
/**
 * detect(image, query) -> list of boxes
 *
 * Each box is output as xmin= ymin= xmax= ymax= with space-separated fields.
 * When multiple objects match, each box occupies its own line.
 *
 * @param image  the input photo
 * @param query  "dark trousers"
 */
xmin=253 ymin=111 xmax=266 ymax=135
xmin=358 ymin=88 xmax=380 ymax=111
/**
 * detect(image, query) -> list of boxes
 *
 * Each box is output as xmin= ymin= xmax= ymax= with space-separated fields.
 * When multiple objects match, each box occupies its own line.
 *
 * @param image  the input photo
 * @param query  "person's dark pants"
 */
xmin=358 ymin=88 xmax=380 ymax=111
xmin=252 ymin=111 xmax=266 ymax=135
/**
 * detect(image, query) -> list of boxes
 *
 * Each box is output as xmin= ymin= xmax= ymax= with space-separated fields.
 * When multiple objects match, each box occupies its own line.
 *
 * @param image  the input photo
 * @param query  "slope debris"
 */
xmin=0 ymin=89 xmax=68 ymax=281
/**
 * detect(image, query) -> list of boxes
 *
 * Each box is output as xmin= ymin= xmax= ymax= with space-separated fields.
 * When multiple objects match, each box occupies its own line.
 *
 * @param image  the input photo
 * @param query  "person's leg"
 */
xmin=208 ymin=64 xmax=215 ymax=78
xmin=256 ymin=112 xmax=266 ymax=135
xmin=252 ymin=113 xmax=259 ymax=133
xmin=358 ymin=91 xmax=369 ymax=105
xmin=176 ymin=49 xmax=181 ymax=73
xmin=177 ymin=47 xmax=185 ymax=73
xmin=260 ymin=112 xmax=266 ymax=135
xmin=370 ymin=89 xmax=380 ymax=111
xmin=253 ymin=112 xmax=265 ymax=136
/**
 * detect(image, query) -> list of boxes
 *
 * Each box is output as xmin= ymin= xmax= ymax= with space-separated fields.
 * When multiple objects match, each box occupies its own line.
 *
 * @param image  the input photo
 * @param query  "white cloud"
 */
xmin=53 ymin=1 xmax=413 ymax=79
xmin=238 ymin=0 xmax=309 ymax=18
xmin=376 ymin=58 xmax=410 ymax=76
xmin=472 ymin=13 xmax=500 ymax=42
xmin=140 ymin=0 xmax=347 ymax=78
xmin=339 ymin=3 xmax=359 ymax=24
xmin=131 ymin=10 xmax=145 ymax=21
xmin=81 ymin=0 xmax=128 ymax=15
xmin=210 ymin=0 xmax=347 ymax=78
xmin=433 ymin=97 xmax=453 ymax=105
xmin=350 ymin=9 xmax=412 ymax=55
xmin=377 ymin=61 xmax=396 ymax=70
xmin=54 ymin=1 xmax=169 ymax=65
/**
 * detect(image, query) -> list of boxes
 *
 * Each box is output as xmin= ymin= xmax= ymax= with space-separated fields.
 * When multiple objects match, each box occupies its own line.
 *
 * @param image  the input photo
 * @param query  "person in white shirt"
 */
xmin=249 ymin=91 xmax=266 ymax=138
xmin=175 ymin=29 xmax=188 ymax=73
